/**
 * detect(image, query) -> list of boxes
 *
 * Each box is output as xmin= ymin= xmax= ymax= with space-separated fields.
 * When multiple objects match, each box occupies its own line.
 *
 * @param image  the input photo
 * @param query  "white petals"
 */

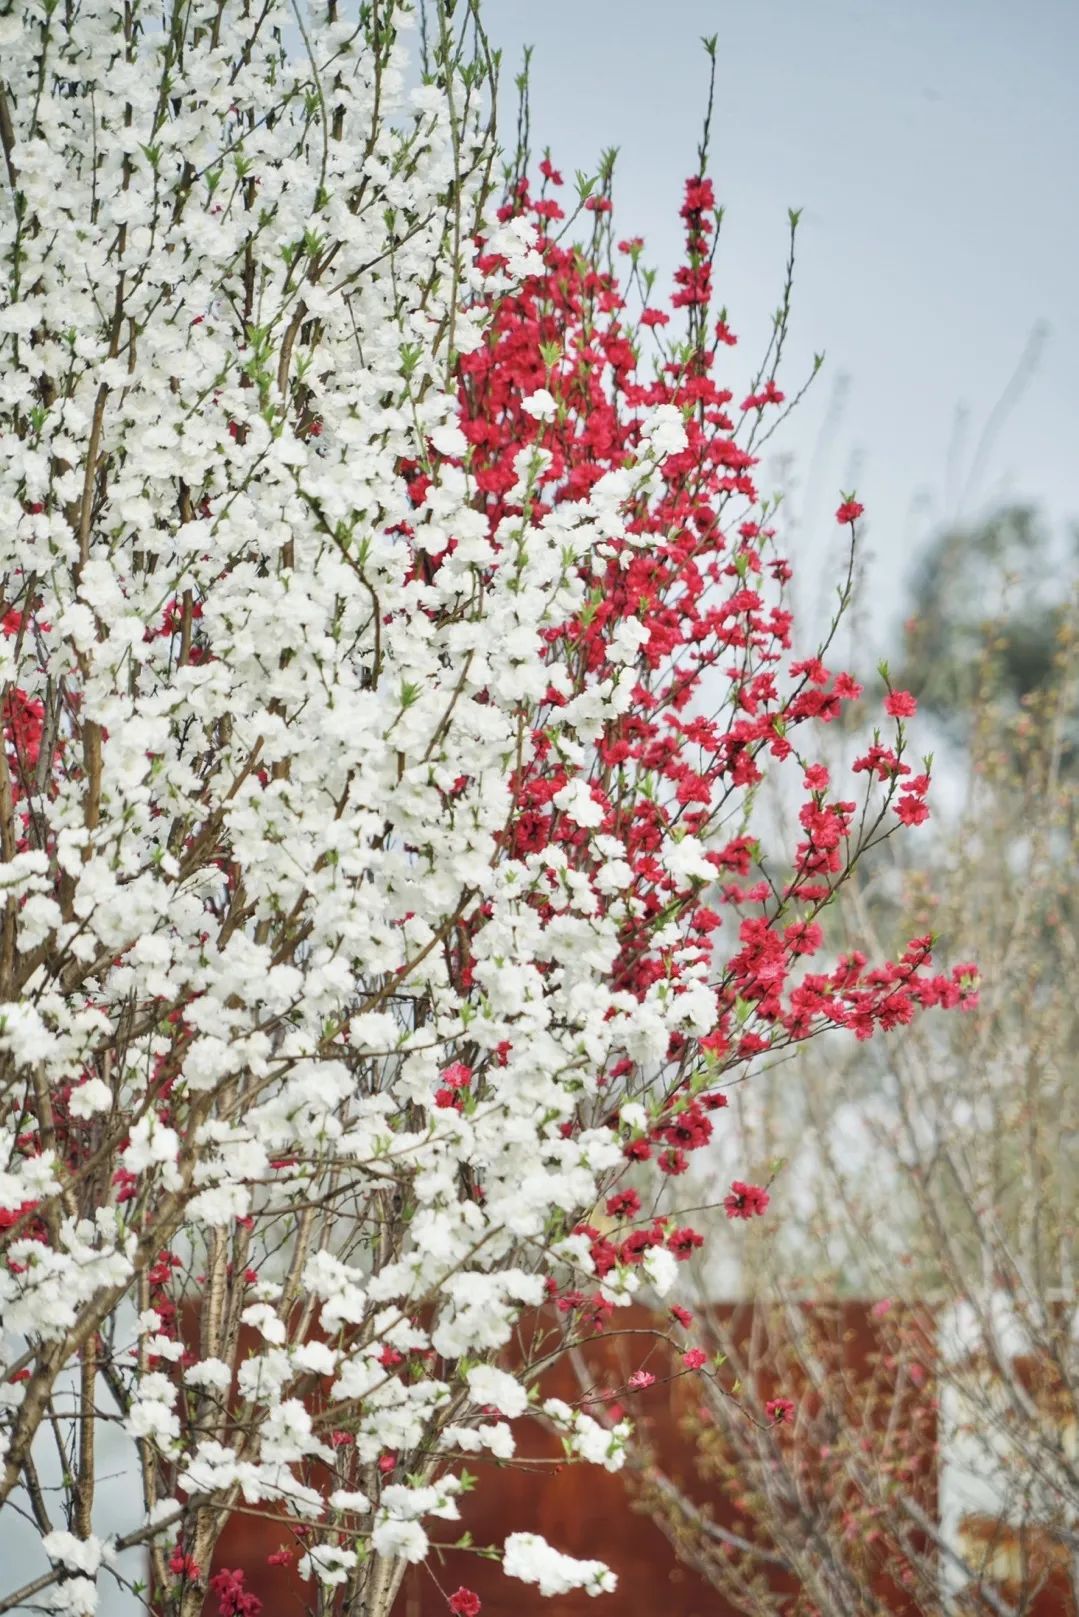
xmin=521 ymin=388 xmax=557 ymax=421
xmin=42 ymin=1534 xmax=108 ymax=1576
xmin=553 ymin=779 xmax=604 ymax=828
xmin=466 ymin=1364 xmax=528 ymax=1419
xmin=503 ymin=1533 xmax=617 ymax=1597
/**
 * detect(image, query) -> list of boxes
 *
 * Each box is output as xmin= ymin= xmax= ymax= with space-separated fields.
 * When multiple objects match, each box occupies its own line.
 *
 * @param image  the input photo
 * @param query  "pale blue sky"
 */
xmin=489 ymin=0 xmax=1078 ymax=646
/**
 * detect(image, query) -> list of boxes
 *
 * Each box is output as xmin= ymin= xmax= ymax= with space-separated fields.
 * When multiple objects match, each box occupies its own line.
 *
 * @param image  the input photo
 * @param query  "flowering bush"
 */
xmin=0 ymin=7 xmax=973 ymax=1615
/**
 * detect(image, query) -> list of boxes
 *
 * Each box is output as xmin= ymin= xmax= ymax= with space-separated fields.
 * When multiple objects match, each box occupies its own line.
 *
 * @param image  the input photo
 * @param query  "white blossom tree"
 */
xmin=0 ymin=6 xmax=972 ymax=1615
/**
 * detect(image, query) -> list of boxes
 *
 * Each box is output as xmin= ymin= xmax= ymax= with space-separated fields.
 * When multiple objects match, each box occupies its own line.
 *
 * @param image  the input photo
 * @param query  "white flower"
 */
xmin=521 ymin=388 xmax=557 ymax=421
xmin=179 ymin=1441 xmax=241 ymax=1497
xmin=187 ymin=1183 xmax=251 ymax=1226
xmin=371 ymin=1517 xmax=428 ymax=1564
xmin=127 ymin=1397 xmax=180 ymax=1448
xmin=241 ymin=1302 xmax=286 ymax=1345
xmin=183 ymin=1358 xmax=232 ymax=1391
xmin=121 ymin=1115 xmax=181 ymax=1186
xmin=329 ymin=1488 xmax=372 ymax=1514
xmin=607 ymin=615 xmax=650 ymax=665
xmin=466 ymin=1363 xmax=528 ymax=1419
xmin=42 ymin=1533 xmax=107 ymax=1576
xmin=640 ymin=402 xmax=687 ymax=457
xmin=480 ymin=1421 xmax=517 ymax=1459
xmin=303 ymin=1251 xmax=367 ymax=1330
xmin=503 ymin=1533 xmax=616 ymax=1597
xmin=663 ymin=834 xmax=716 ymax=882
xmin=68 ymin=1078 xmax=112 ymax=1119
xmin=48 ymin=1578 xmax=98 ymax=1615
xmin=642 ymin=1245 xmax=679 ymax=1298
xmin=292 ymin=1340 xmax=338 ymax=1376
xmin=553 ymin=779 xmax=603 ymax=829
xmin=543 ymin=1397 xmax=629 ymax=1471
xmin=299 ymin=1544 xmax=358 ymax=1587
xmin=430 ymin=421 xmax=467 ymax=457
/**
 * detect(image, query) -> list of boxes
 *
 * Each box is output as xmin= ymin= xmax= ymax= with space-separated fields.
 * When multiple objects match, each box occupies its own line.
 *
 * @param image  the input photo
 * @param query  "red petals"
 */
xmin=766 ymin=1396 xmax=796 ymax=1424
xmin=724 ymin=1181 xmax=770 ymax=1220
xmin=449 ymin=1591 xmax=482 ymax=1616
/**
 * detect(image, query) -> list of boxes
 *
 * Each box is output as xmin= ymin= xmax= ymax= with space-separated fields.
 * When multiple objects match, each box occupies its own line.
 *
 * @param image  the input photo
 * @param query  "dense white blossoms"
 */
xmin=0 ymin=3 xmax=715 ymax=1612
xmin=503 ymin=1533 xmax=617 ymax=1597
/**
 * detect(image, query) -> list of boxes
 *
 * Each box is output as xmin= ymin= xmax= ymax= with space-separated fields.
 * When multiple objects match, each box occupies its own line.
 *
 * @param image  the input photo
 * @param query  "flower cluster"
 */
xmin=0 ymin=9 xmax=974 ymax=1615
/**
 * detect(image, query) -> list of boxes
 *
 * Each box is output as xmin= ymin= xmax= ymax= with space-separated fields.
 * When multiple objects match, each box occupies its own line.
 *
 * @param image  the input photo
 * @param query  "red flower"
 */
xmin=884 ymin=689 xmax=917 ymax=718
xmin=895 ymin=794 xmax=930 ymax=826
xmin=766 ymin=1396 xmax=796 ymax=1424
xmin=449 ymin=1590 xmax=482 ymax=1616
xmin=835 ymin=498 xmax=864 ymax=524
xmin=667 ymin=1225 xmax=704 ymax=1260
xmin=724 ymin=1180 xmax=770 ymax=1220
xmin=209 ymin=1569 xmax=261 ymax=1617
xmin=168 ymin=1548 xmax=200 ymax=1579
xmin=833 ymin=672 xmax=864 ymax=702
xmin=803 ymin=763 xmax=830 ymax=792
xmin=682 ymin=1347 xmax=707 ymax=1370
xmin=657 ymin=1146 xmax=689 ymax=1176
xmin=0 ymin=1200 xmax=39 ymax=1230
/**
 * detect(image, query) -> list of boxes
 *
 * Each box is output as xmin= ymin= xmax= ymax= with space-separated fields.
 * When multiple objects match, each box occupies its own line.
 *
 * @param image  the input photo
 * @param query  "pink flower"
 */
xmin=682 ymin=1347 xmax=707 ymax=1370
xmin=885 ymin=690 xmax=917 ymax=718
xmin=628 ymin=1370 xmax=656 ymax=1390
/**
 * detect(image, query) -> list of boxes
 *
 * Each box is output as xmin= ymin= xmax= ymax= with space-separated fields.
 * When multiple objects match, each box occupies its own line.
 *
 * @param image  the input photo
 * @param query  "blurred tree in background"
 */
xmin=899 ymin=504 xmax=1079 ymax=747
